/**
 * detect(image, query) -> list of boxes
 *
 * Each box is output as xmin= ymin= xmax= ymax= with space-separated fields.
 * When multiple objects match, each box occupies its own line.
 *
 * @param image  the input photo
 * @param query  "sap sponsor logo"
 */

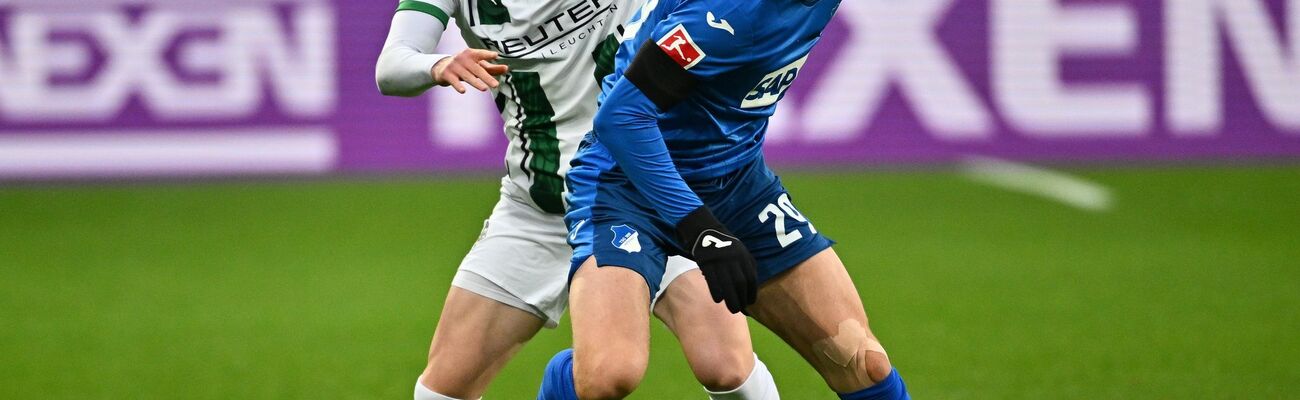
xmin=610 ymin=224 xmax=642 ymax=253
xmin=0 ymin=0 xmax=336 ymax=123
xmin=742 ymin=55 xmax=808 ymax=109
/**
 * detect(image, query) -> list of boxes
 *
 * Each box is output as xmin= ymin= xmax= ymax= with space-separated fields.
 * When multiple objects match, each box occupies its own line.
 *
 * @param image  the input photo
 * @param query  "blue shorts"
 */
xmin=565 ymin=140 xmax=834 ymax=297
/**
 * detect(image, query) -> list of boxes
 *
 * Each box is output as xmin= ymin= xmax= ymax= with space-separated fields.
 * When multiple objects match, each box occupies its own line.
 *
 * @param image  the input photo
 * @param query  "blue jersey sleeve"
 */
xmin=592 ymin=78 xmax=702 ymax=225
xmin=646 ymin=0 xmax=753 ymax=81
xmin=592 ymin=1 xmax=755 ymax=226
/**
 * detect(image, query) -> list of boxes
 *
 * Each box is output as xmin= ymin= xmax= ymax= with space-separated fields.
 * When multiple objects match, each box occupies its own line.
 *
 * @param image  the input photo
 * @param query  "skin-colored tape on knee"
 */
xmin=812 ymin=320 xmax=887 ymax=368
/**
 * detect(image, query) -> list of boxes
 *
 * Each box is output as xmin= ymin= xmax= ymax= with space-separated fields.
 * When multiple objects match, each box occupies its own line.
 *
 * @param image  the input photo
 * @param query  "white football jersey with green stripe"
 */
xmin=398 ymin=0 xmax=640 ymax=214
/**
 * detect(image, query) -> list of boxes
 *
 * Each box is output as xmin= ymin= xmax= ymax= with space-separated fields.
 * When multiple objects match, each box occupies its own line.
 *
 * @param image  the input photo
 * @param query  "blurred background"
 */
xmin=2 ymin=0 xmax=1298 ymax=398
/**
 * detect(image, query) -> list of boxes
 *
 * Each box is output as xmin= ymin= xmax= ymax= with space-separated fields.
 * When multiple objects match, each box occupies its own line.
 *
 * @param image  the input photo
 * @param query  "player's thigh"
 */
xmin=421 ymin=194 xmax=566 ymax=396
xmin=747 ymin=248 xmax=892 ymax=392
xmin=460 ymin=195 xmax=572 ymax=327
xmin=654 ymin=263 xmax=755 ymax=391
xmin=421 ymin=286 xmax=546 ymax=398
xmin=569 ymin=257 xmax=653 ymax=394
xmin=707 ymin=163 xmax=833 ymax=285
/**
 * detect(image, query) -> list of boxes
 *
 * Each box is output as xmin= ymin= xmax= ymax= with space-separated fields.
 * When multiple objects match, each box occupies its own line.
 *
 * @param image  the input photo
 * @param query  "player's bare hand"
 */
xmin=431 ymin=49 xmax=510 ymax=94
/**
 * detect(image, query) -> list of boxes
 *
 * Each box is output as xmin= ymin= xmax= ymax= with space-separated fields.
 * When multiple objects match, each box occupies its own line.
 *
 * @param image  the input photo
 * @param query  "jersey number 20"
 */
xmin=758 ymin=193 xmax=817 ymax=248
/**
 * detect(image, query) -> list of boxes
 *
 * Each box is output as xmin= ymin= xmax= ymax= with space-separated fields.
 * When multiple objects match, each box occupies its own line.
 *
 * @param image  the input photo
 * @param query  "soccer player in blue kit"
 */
xmin=539 ymin=0 xmax=911 ymax=399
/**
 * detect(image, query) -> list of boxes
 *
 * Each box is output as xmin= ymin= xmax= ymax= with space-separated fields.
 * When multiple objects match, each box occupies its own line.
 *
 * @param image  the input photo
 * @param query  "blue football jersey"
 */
xmin=596 ymin=0 xmax=840 ymax=180
xmin=575 ymin=0 xmax=840 ymax=225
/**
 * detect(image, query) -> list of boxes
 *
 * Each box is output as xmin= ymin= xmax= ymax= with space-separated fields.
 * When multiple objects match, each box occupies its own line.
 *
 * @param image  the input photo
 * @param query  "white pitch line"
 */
xmin=959 ymin=156 xmax=1114 ymax=212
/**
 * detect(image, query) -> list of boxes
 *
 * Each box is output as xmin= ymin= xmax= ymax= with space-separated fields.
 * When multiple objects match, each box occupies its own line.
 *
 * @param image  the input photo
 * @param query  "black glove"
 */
xmin=675 ymin=206 xmax=758 ymax=314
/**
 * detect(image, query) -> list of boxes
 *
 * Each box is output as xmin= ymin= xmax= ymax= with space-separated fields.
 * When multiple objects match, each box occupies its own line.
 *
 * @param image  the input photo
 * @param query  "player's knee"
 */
xmin=574 ymin=352 xmax=647 ymax=399
xmin=813 ymin=320 xmax=894 ymax=387
xmin=857 ymin=347 xmax=894 ymax=384
xmin=575 ymin=369 xmax=643 ymax=399
xmin=696 ymin=367 xmax=750 ymax=393
xmin=689 ymin=350 xmax=753 ymax=391
xmin=824 ymin=343 xmax=894 ymax=390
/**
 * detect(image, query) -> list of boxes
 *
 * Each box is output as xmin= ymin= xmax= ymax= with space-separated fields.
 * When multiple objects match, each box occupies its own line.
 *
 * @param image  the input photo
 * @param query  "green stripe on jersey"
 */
xmin=396 ymin=1 xmax=450 ymax=26
xmin=592 ymin=34 xmax=619 ymax=88
xmin=512 ymin=72 xmax=565 ymax=214
xmin=477 ymin=0 xmax=512 ymax=25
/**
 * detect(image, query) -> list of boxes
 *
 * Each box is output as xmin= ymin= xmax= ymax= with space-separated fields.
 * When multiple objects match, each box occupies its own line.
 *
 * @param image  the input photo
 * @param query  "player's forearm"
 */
xmin=375 ymin=11 xmax=450 ymax=97
xmin=376 ymin=47 xmax=447 ymax=97
xmin=594 ymin=80 xmax=704 ymax=225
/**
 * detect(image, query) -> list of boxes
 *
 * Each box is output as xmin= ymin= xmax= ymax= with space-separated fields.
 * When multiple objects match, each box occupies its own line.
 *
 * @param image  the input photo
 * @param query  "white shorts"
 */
xmin=451 ymin=192 xmax=697 ymax=328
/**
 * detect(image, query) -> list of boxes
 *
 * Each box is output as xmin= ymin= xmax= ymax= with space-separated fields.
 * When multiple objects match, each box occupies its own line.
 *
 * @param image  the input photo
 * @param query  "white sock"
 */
xmin=414 ymin=381 xmax=479 ymax=400
xmin=707 ymin=354 xmax=779 ymax=400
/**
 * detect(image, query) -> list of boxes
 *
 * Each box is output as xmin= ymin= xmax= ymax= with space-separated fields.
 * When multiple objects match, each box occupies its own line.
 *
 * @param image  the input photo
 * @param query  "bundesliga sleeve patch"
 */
xmin=657 ymin=24 xmax=707 ymax=70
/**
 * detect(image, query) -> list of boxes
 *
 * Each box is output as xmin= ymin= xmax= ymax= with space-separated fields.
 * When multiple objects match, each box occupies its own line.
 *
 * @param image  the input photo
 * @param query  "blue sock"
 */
xmin=838 ymin=369 xmax=910 ymax=400
xmin=537 ymin=349 xmax=580 ymax=400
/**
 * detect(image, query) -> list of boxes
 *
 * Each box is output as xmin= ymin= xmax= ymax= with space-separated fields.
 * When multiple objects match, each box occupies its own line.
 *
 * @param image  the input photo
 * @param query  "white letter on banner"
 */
xmin=3 ymin=12 xmax=133 ymax=121
xmin=993 ymin=0 xmax=1150 ymax=136
xmin=802 ymin=0 xmax=992 ymax=143
xmin=233 ymin=4 xmax=336 ymax=117
xmin=138 ymin=10 xmax=261 ymax=119
xmin=1168 ymin=0 xmax=1300 ymax=134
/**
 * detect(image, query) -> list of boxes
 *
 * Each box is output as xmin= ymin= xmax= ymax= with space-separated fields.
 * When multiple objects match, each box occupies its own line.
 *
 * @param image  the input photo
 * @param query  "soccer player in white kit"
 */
xmin=375 ymin=1 xmax=778 ymax=399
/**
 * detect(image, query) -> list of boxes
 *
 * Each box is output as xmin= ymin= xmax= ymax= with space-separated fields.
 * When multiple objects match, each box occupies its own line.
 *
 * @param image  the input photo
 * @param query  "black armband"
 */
xmin=625 ymin=39 xmax=698 ymax=110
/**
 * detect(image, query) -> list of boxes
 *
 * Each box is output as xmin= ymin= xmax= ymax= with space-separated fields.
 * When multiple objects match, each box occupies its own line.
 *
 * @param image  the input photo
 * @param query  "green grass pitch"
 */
xmin=2 ymin=166 xmax=1298 ymax=398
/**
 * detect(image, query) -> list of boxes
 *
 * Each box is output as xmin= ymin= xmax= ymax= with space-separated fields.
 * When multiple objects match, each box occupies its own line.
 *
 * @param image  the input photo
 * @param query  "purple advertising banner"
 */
xmin=1 ymin=0 xmax=1299 ymax=179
